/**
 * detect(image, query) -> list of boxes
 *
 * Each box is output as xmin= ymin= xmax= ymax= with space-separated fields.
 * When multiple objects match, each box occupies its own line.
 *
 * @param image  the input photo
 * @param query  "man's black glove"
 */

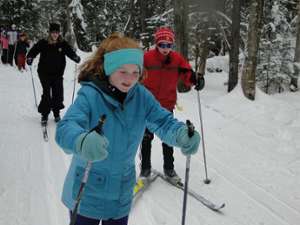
xmin=74 ymin=55 xmax=81 ymax=63
xmin=26 ymin=57 xmax=33 ymax=66
xmin=195 ymin=75 xmax=205 ymax=91
xmin=190 ymin=70 xmax=205 ymax=91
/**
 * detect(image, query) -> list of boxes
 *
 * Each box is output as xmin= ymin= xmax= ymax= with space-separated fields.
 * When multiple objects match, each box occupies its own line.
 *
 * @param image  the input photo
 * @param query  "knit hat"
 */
xmin=49 ymin=23 xmax=60 ymax=33
xmin=154 ymin=27 xmax=175 ymax=44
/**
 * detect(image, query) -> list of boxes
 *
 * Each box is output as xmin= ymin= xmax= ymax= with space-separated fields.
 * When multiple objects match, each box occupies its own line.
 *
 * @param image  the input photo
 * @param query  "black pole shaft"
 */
xmin=196 ymin=90 xmax=210 ymax=184
xmin=181 ymin=120 xmax=194 ymax=225
xmin=181 ymin=155 xmax=191 ymax=225
xmin=29 ymin=66 xmax=38 ymax=109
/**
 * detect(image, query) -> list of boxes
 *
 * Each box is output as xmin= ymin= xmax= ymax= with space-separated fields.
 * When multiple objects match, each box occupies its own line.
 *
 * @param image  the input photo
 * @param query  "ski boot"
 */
xmin=41 ymin=115 xmax=48 ymax=126
xmin=53 ymin=111 xmax=61 ymax=123
xmin=139 ymin=168 xmax=151 ymax=179
xmin=54 ymin=115 xmax=61 ymax=123
xmin=164 ymin=169 xmax=183 ymax=186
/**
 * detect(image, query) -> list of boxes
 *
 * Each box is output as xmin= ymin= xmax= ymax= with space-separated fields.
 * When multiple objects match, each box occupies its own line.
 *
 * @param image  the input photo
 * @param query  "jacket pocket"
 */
xmin=72 ymin=166 xmax=109 ymax=207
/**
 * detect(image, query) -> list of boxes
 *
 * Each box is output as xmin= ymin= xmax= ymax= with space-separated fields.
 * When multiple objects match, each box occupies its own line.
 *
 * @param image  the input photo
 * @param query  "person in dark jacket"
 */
xmin=26 ymin=23 xmax=80 ymax=124
xmin=140 ymin=27 xmax=204 ymax=183
xmin=15 ymin=32 xmax=30 ymax=71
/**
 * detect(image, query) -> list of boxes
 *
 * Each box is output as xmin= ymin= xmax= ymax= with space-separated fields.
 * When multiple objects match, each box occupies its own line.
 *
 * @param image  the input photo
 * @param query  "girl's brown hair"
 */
xmin=78 ymin=32 xmax=146 ymax=82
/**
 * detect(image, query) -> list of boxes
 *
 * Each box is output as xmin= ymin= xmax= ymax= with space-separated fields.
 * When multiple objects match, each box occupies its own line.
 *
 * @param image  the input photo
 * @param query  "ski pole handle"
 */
xmin=90 ymin=114 xmax=106 ymax=135
xmin=186 ymin=120 xmax=194 ymax=138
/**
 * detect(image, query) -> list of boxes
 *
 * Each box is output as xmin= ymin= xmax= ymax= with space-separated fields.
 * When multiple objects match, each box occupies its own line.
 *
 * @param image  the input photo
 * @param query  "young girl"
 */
xmin=55 ymin=33 xmax=200 ymax=225
xmin=15 ymin=32 xmax=30 ymax=71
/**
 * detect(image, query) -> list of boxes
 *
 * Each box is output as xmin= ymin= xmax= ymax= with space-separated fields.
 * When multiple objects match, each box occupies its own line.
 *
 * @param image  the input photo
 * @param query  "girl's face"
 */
xmin=109 ymin=64 xmax=140 ymax=93
xmin=50 ymin=31 xmax=59 ymax=42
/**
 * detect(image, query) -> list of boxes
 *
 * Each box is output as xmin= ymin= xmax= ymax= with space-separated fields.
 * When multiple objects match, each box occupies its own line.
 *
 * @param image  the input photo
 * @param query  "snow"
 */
xmin=0 ymin=54 xmax=300 ymax=225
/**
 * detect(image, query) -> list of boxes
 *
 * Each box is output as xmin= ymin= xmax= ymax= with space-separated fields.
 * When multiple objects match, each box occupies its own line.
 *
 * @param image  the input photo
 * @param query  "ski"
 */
xmin=152 ymin=169 xmax=225 ymax=211
xmin=41 ymin=123 xmax=48 ymax=142
xmin=133 ymin=173 xmax=159 ymax=205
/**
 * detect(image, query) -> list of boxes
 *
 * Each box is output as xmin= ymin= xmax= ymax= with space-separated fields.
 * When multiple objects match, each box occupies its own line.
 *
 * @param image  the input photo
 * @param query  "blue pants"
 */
xmin=70 ymin=213 xmax=128 ymax=225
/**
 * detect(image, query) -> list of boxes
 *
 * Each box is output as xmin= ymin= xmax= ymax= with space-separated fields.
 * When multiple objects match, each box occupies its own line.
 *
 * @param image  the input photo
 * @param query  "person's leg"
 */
xmin=140 ymin=129 xmax=154 ymax=177
xmin=51 ymin=77 xmax=64 ymax=120
xmin=8 ymin=45 xmax=14 ymax=66
xmin=38 ymin=75 xmax=51 ymax=120
xmin=162 ymin=142 xmax=181 ymax=183
xmin=162 ymin=143 xmax=174 ymax=171
xmin=17 ymin=54 xmax=22 ymax=70
xmin=69 ymin=212 xmax=100 ymax=225
xmin=19 ymin=53 xmax=26 ymax=70
xmin=102 ymin=216 xmax=128 ymax=225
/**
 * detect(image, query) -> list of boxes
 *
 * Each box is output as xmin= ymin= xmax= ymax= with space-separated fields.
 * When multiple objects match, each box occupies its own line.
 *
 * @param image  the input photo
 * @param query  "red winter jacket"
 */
xmin=143 ymin=48 xmax=192 ymax=111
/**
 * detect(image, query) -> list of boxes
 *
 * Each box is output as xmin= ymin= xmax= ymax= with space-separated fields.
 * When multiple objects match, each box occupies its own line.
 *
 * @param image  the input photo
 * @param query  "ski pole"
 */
xmin=29 ymin=66 xmax=38 ymax=109
xmin=71 ymin=64 xmax=77 ymax=104
xmin=70 ymin=114 xmax=106 ymax=225
xmin=196 ymin=75 xmax=210 ymax=184
xmin=181 ymin=120 xmax=195 ymax=225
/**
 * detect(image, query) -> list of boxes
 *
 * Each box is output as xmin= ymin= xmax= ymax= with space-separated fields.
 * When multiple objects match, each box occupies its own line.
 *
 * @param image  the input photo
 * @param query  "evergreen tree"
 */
xmin=257 ymin=0 xmax=293 ymax=94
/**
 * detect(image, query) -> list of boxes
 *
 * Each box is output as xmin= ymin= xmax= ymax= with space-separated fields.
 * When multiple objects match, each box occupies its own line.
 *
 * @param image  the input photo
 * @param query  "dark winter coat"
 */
xmin=143 ymin=48 xmax=192 ymax=111
xmin=27 ymin=39 xmax=78 ymax=77
xmin=15 ymin=40 xmax=29 ymax=55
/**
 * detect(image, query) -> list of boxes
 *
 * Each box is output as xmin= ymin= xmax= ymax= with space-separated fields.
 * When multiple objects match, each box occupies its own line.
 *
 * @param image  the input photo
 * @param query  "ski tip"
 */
xmin=213 ymin=203 xmax=225 ymax=211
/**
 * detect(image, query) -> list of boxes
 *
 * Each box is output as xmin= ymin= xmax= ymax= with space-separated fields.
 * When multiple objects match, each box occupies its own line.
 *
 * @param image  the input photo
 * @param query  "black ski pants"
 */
xmin=140 ymin=128 xmax=174 ymax=171
xmin=8 ymin=44 xmax=16 ymax=66
xmin=38 ymin=75 xmax=64 ymax=117
xmin=1 ymin=49 xmax=8 ymax=64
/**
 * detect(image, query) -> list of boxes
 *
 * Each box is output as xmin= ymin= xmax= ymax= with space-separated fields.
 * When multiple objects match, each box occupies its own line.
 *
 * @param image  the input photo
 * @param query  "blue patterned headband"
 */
xmin=104 ymin=48 xmax=144 ymax=76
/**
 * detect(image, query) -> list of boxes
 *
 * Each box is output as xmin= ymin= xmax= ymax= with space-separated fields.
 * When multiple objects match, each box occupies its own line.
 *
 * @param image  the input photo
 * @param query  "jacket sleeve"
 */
xmin=55 ymin=87 xmax=91 ymax=154
xmin=63 ymin=41 xmax=79 ymax=62
xmin=26 ymin=40 xmax=43 ymax=59
xmin=144 ymin=89 xmax=184 ymax=147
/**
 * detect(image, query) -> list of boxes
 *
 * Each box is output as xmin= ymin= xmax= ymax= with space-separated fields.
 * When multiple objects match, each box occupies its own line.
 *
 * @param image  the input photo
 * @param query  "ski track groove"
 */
xmin=205 ymin=152 xmax=300 ymax=225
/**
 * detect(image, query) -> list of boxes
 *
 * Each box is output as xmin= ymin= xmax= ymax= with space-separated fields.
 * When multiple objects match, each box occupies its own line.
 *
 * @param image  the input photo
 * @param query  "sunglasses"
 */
xmin=157 ymin=43 xmax=173 ymax=49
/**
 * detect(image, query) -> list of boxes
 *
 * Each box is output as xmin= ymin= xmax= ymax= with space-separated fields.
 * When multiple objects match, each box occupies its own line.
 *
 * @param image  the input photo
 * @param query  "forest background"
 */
xmin=0 ymin=0 xmax=299 ymax=98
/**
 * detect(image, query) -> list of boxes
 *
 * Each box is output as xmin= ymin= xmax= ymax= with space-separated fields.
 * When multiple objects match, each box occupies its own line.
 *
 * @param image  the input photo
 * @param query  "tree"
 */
xmin=174 ymin=0 xmax=189 ymax=58
xmin=228 ymin=0 xmax=241 ymax=92
xmin=241 ymin=0 xmax=264 ymax=100
xmin=290 ymin=1 xmax=300 ymax=90
xmin=70 ymin=0 xmax=90 ymax=51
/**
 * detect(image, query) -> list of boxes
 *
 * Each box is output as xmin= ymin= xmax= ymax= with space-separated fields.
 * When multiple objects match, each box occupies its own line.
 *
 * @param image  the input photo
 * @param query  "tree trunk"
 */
xmin=174 ymin=0 xmax=189 ymax=58
xmin=228 ymin=0 xmax=241 ymax=92
xmin=291 ymin=1 xmax=300 ymax=89
xmin=174 ymin=0 xmax=190 ymax=92
xmin=64 ymin=0 xmax=76 ymax=48
xmin=70 ymin=0 xmax=90 ymax=51
xmin=139 ymin=0 xmax=148 ymax=49
xmin=241 ymin=0 xmax=264 ymax=100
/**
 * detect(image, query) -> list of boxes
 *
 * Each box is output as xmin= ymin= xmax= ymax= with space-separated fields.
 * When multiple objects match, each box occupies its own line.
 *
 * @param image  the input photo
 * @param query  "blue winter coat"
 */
xmin=55 ymin=81 xmax=184 ymax=220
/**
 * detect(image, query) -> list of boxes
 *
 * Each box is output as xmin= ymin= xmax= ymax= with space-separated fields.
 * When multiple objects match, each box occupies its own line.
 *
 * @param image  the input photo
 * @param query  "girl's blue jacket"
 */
xmin=55 ymin=80 xmax=184 ymax=220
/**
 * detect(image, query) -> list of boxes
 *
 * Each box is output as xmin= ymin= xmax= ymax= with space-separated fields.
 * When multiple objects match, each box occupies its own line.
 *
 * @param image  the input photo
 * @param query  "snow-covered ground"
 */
xmin=0 ymin=54 xmax=299 ymax=225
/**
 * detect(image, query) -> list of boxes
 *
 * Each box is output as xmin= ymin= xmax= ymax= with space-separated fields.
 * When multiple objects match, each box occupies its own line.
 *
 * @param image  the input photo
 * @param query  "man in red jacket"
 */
xmin=140 ymin=27 xmax=204 ymax=184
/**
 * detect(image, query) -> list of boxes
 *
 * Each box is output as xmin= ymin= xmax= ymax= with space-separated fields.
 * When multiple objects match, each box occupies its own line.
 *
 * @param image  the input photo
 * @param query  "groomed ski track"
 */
xmin=1 ymin=56 xmax=299 ymax=225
